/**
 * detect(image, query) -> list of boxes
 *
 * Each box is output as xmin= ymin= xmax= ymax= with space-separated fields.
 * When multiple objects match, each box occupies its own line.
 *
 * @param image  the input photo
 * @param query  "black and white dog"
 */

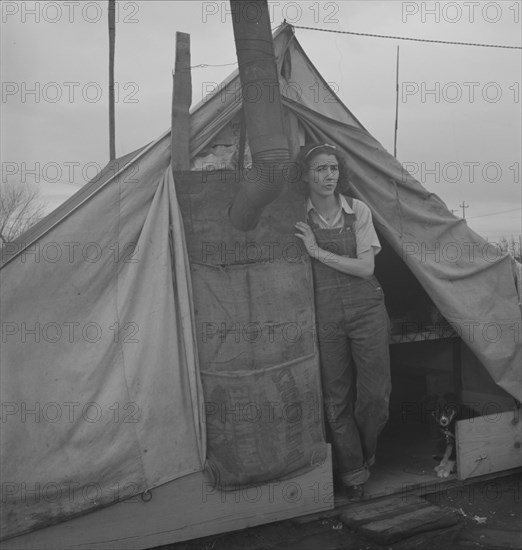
xmin=430 ymin=393 xmax=475 ymax=478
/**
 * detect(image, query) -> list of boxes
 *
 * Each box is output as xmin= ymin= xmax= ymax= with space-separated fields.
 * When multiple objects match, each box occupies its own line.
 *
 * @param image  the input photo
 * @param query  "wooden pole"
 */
xmin=171 ymin=32 xmax=191 ymax=172
xmin=108 ymin=0 xmax=116 ymax=161
xmin=238 ymin=107 xmax=246 ymax=170
xmin=393 ymin=45 xmax=399 ymax=158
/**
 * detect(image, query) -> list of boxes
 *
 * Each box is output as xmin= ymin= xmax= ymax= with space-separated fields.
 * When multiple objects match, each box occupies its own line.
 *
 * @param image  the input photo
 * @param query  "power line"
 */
xmin=484 ymin=234 xmax=522 ymax=240
xmin=188 ymin=62 xmax=237 ymax=69
xmin=468 ymin=207 xmax=522 ymax=219
xmin=182 ymin=26 xmax=522 ymax=73
xmin=291 ymin=24 xmax=522 ymax=50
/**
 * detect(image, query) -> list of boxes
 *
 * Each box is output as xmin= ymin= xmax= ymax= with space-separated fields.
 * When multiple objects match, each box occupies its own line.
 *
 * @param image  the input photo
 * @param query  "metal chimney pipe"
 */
xmin=228 ymin=0 xmax=290 ymax=231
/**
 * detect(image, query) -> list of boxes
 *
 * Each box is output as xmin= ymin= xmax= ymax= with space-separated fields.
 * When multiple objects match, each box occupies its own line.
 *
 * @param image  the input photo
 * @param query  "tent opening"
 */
xmin=364 ymin=231 xmax=517 ymax=495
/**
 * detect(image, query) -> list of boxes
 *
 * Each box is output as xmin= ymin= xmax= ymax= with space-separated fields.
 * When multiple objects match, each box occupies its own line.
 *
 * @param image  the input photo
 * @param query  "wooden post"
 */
xmin=108 ymin=0 xmax=116 ymax=161
xmin=171 ymin=32 xmax=191 ymax=172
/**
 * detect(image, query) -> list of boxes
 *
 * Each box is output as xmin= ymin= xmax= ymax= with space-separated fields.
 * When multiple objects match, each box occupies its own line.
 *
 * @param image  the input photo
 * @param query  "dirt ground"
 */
xmin=423 ymin=471 xmax=522 ymax=549
xmin=158 ymin=470 xmax=521 ymax=550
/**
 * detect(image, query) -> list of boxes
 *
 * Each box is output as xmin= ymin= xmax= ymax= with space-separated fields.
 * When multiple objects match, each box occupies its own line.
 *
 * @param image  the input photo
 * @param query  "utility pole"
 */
xmin=459 ymin=201 xmax=468 ymax=219
xmin=393 ymin=45 xmax=399 ymax=158
xmin=108 ymin=0 xmax=116 ymax=161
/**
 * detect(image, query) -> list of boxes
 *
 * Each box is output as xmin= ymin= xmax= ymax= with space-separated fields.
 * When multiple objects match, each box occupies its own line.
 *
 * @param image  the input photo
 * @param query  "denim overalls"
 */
xmin=308 ymin=199 xmax=391 ymax=486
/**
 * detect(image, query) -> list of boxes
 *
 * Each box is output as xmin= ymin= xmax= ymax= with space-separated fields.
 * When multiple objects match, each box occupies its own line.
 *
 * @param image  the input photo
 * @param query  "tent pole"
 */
xmin=238 ymin=107 xmax=246 ymax=170
xmin=171 ymin=32 xmax=192 ymax=171
xmin=108 ymin=0 xmax=116 ymax=161
xmin=393 ymin=45 xmax=399 ymax=158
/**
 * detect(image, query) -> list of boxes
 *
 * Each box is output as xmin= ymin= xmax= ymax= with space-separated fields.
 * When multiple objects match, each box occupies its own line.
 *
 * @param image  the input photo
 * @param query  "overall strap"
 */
xmin=342 ymin=196 xmax=356 ymax=229
xmin=307 ymin=213 xmax=320 ymax=230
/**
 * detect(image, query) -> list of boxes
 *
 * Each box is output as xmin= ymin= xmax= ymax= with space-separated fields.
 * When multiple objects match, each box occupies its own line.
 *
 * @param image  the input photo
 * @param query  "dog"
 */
xmin=429 ymin=392 xmax=475 ymax=478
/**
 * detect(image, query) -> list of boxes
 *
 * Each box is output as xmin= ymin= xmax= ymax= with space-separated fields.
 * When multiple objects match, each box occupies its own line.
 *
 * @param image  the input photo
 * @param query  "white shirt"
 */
xmin=306 ymin=195 xmax=382 ymax=257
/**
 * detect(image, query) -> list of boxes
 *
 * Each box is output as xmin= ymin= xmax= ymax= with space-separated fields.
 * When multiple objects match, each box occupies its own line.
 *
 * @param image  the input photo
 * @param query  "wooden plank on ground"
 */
xmin=391 ymin=525 xmax=462 ymax=550
xmin=340 ymin=492 xmax=461 ymax=546
xmin=456 ymin=408 xmax=522 ymax=480
xmin=3 ymin=447 xmax=332 ymax=550
xmin=340 ymin=494 xmax=429 ymax=528
xmin=356 ymin=505 xmax=459 ymax=545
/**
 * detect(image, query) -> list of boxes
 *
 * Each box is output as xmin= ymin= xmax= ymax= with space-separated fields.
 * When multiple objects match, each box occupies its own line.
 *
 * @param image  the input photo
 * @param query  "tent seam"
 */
xmin=114 ymin=174 xmax=149 ymax=496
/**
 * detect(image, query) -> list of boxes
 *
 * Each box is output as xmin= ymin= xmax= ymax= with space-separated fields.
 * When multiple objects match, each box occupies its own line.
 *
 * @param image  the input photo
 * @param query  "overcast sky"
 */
xmin=2 ymin=0 xmax=521 ymax=242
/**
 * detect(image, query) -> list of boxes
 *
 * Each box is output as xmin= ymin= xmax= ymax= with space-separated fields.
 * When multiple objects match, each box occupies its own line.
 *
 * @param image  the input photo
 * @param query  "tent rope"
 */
xmin=291 ymin=24 xmax=522 ymax=50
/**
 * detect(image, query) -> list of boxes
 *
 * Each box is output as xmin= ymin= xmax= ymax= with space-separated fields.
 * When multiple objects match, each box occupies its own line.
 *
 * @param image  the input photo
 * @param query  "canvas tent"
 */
xmin=1 ymin=22 xmax=521 ymax=545
xmin=186 ymin=23 xmax=521 ymax=402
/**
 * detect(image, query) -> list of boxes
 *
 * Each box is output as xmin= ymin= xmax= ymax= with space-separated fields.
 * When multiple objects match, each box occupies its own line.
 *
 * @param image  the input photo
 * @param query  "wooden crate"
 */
xmin=457 ymin=408 xmax=522 ymax=480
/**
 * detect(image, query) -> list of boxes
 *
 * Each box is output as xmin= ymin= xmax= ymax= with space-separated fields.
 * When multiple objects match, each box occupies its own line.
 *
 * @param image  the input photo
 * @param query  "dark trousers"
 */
xmin=315 ymin=276 xmax=391 ymax=486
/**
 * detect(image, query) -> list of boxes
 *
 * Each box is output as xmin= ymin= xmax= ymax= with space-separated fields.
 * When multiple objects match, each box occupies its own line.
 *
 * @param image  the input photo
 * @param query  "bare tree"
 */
xmin=498 ymin=235 xmax=522 ymax=263
xmin=508 ymin=235 xmax=522 ymax=262
xmin=0 ymin=183 xmax=46 ymax=244
xmin=498 ymin=236 xmax=509 ymax=254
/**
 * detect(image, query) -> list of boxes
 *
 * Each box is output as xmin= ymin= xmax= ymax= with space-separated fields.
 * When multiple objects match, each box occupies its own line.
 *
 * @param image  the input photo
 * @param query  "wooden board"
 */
xmin=456 ymin=408 xmax=522 ymax=480
xmin=171 ymin=32 xmax=191 ymax=170
xmin=340 ymin=494 xmax=429 ymax=528
xmin=356 ymin=505 xmax=459 ymax=545
xmin=340 ymin=492 xmax=460 ymax=546
xmin=2 ymin=447 xmax=332 ymax=550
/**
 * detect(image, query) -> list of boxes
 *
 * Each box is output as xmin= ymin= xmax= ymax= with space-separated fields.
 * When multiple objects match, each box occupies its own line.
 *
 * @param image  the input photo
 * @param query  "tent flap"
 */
xmin=0 ymin=164 xmax=205 ymax=540
xmin=288 ymin=100 xmax=521 ymax=403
